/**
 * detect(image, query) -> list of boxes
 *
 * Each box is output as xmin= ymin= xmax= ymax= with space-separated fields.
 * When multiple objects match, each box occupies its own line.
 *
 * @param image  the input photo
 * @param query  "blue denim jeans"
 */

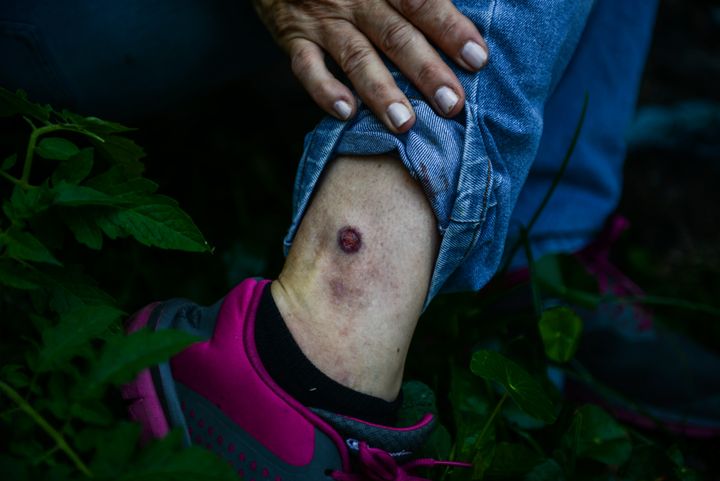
xmin=285 ymin=0 xmax=659 ymax=305
xmin=0 ymin=0 xmax=658 ymax=305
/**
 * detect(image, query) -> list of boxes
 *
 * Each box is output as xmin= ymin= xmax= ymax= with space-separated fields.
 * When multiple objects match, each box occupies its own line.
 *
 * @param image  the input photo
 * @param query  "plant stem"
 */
xmin=473 ymin=391 xmax=509 ymax=454
xmin=0 ymin=169 xmax=23 ymax=186
xmin=498 ymin=93 xmax=589 ymax=276
xmin=21 ymin=124 xmax=63 ymax=186
xmin=0 ymin=380 xmax=93 ymax=478
xmin=521 ymin=227 xmax=543 ymax=320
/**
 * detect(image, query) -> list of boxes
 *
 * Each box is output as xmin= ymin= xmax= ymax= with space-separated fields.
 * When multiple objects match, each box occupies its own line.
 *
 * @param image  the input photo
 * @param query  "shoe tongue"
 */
xmin=312 ymin=408 xmax=436 ymax=461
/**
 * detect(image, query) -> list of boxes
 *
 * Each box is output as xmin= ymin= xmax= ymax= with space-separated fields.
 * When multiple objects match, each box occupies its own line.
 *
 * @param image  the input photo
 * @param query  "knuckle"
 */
xmin=381 ymin=20 xmax=415 ymax=56
xmin=414 ymin=61 xmax=442 ymax=85
xmin=338 ymin=41 xmax=373 ymax=77
xmin=365 ymin=79 xmax=392 ymax=99
xmin=398 ymin=0 xmax=431 ymax=17
xmin=290 ymin=45 xmax=316 ymax=78
xmin=440 ymin=16 xmax=461 ymax=40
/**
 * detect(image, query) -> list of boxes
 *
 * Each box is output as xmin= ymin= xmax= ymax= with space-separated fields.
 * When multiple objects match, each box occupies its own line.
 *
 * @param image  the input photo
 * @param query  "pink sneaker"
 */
xmin=122 ymin=278 xmax=467 ymax=480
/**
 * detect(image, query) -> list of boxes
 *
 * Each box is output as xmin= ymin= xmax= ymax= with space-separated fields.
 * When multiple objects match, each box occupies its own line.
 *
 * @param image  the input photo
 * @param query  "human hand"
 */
xmin=252 ymin=0 xmax=489 ymax=133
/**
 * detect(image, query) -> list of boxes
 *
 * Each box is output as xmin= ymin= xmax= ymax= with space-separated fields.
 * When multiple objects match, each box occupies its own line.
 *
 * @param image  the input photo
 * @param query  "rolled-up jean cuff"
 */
xmin=284 ymin=0 xmax=596 ymax=308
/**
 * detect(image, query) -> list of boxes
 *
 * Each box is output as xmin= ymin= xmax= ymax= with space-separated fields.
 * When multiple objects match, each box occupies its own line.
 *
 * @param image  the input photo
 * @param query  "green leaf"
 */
xmin=87 ymin=422 xmax=141 ymax=476
xmin=118 ymin=431 xmax=237 ymax=481
xmin=2 ymin=154 xmax=17 ymax=171
xmin=52 ymin=147 xmax=94 ymax=185
xmin=69 ymin=399 xmax=115 ymax=426
xmin=448 ymin=364 xmax=491 ymax=464
xmin=36 ymin=137 xmax=80 ymax=160
xmin=0 ymin=87 xmax=52 ymax=121
xmin=486 ymin=443 xmax=544 ymax=477
xmin=470 ymin=423 xmax=496 ymax=480
xmin=93 ymin=134 xmax=145 ymax=166
xmin=37 ymin=305 xmax=124 ymax=371
xmin=524 ymin=459 xmax=564 ymax=481
xmin=2 ymin=229 xmax=61 ymax=265
xmin=39 ymin=267 xmax=117 ymax=313
xmin=87 ymin=328 xmax=198 ymax=391
xmin=396 ymin=381 xmax=451 ymax=459
xmin=53 ymin=182 xmax=124 ymax=207
xmin=103 ymin=195 xmax=210 ymax=252
xmin=470 ymin=350 xmax=556 ymax=423
xmin=398 ymin=380 xmax=438 ymax=423
xmin=564 ymin=405 xmax=631 ymax=465
xmin=535 ymin=254 xmax=601 ymax=309
xmin=62 ymin=210 xmax=104 ymax=249
xmin=7 ymin=183 xmax=55 ymax=221
xmin=0 ymin=258 xmax=40 ymax=289
xmin=60 ymin=110 xmax=135 ymax=135
xmin=87 ymin=167 xmax=158 ymax=197
xmin=538 ymin=307 xmax=583 ymax=363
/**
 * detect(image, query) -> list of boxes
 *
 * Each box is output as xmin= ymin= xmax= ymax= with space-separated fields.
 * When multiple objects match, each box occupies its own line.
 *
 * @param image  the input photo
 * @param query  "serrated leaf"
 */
xmin=37 ymin=305 xmax=124 ymax=371
xmin=0 ymin=258 xmax=40 ymax=289
xmin=36 ymin=137 xmax=80 ymax=160
xmin=104 ymin=196 xmax=210 ymax=252
xmin=538 ymin=307 xmax=583 ymax=363
xmin=52 ymin=147 xmax=94 ymax=185
xmin=39 ymin=267 xmax=117 ymax=313
xmin=118 ymin=431 xmax=237 ymax=481
xmin=93 ymin=134 xmax=145 ymax=166
xmin=564 ymin=405 xmax=631 ymax=465
xmin=87 ymin=167 xmax=158 ymax=197
xmin=2 ymin=154 xmax=17 ymax=171
xmin=53 ymin=182 xmax=124 ymax=207
xmin=62 ymin=210 xmax=104 ymax=249
xmin=2 ymin=229 xmax=61 ymax=265
xmin=60 ymin=110 xmax=135 ymax=135
xmin=8 ymin=183 xmax=55 ymax=221
xmin=87 ymin=328 xmax=198 ymax=391
xmin=0 ymin=87 xmax=52 ymax=121
xmin=470 ymin=350 xmax=556 ymax=423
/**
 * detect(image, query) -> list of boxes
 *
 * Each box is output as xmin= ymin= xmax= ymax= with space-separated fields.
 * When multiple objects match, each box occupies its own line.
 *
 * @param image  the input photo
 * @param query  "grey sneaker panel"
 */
xmin=152 ymin=297 xmax=224 ymax=341
xmin=177 ymin=382 xmax=342 ymax=481
xmin=148 ymin=298 xmax=225 ymax=445
xmin=311 ymin=408 xmax=436 ymax=462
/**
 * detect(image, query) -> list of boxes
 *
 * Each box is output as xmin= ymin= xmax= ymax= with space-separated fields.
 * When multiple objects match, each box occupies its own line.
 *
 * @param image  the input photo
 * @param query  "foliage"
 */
xmin=1 ymin=86 xmax=717 ymax=481
xmin=0 ymin=88 xmax=235 ymax=480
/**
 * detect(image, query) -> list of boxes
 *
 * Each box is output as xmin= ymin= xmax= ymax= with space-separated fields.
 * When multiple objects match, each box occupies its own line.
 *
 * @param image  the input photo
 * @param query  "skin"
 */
xmin=252 ymin=0 xmax=489 ymax=133
xmin=271 ymin=154 xmax=438 ymax=400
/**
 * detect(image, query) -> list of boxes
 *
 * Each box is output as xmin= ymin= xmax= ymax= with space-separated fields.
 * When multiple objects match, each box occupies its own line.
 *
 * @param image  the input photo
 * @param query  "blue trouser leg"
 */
xmin=285 ymin=0 xmax=596 ymax=304
xmin=506 ymin=0 xmax=660 ymax=270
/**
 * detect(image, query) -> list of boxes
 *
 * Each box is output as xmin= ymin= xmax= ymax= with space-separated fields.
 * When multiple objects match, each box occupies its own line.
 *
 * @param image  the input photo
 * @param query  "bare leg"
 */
xmin=271 ymin=154 xmax=438 ymax=401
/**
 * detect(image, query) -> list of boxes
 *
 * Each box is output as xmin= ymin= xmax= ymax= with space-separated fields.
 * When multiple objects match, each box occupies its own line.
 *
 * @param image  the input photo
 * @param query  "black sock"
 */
xmin=254 ymin=284 xmax=401 ymax=425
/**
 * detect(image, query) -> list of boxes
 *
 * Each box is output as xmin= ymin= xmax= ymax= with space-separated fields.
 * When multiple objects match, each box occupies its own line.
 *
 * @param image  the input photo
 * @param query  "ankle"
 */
xmin=270 ymin=278 xmax=404 ymax=401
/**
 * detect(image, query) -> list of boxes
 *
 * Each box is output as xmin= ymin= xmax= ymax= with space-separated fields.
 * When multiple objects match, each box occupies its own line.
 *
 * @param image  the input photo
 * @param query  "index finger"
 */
xmin=388 ymin=0 xmax=489 ymax=71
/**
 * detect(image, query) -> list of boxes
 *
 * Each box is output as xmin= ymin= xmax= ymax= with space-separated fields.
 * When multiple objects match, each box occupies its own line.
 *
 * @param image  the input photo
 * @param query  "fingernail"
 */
xmin=434 ymin=86 xmax=459 ymax=114
xmin=461 ymin=41 xmax=488 ymax=69
xmin=387 ymin=102 xmax=412 ymax=128
xmin=333 ymin=100 xmax=352 ymax=120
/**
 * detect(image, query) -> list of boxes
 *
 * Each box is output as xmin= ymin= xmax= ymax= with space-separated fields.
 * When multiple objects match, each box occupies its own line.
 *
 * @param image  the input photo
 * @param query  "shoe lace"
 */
xmin=329 ymin=441 xmax=471 ymax=481
xmin=575 ymin=215 xmax=653 ymax=330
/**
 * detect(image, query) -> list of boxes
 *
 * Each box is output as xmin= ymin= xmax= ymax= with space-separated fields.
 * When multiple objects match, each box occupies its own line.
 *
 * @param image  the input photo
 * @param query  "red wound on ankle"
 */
xmin=337 ymin=226 xmax=362 ymax=253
